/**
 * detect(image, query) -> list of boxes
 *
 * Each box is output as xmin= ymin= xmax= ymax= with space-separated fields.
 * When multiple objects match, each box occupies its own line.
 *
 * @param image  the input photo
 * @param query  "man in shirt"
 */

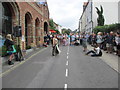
xmin=86 ymin=44 xmax=102 ymax=57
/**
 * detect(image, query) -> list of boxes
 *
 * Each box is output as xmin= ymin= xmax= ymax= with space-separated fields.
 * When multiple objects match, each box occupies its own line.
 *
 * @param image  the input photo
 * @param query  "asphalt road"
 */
xmin=2 ymin=45 xmax=118 ymax=89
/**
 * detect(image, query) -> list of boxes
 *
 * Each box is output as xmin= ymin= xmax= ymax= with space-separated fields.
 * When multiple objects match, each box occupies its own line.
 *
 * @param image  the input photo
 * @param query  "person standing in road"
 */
xmin=52 ymin=35 xmax=60 ymax=56
xmin=82 ymin=34 xmax=87 ymax=52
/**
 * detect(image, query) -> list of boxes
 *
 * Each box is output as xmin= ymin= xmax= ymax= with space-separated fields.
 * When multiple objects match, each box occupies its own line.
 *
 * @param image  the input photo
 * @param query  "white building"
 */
xmin=118 ymin=1 xmax=120 ymax=23
xmin=58 ymin=25 xmax=62 ymax=34
xmin=79 ymin=0 xmax=120 ymax=33
xmin=79 ymin=2 xmax=88 ymax=33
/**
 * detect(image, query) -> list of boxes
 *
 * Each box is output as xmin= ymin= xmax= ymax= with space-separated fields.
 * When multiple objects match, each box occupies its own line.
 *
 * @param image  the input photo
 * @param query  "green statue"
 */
xmin=95 ymin=5 xmax=105 ymax=26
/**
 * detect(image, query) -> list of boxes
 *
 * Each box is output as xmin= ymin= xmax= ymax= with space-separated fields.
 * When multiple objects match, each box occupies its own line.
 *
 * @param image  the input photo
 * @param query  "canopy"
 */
xmin=49 ymin=29 xmax=56 ymax=33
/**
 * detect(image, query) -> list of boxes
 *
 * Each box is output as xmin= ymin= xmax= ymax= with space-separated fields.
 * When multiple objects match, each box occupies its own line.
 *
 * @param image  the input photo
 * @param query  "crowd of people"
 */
xmin=43 ymin=31 xmax=120 ymax=57
xmin=87 ymin=31 xmax=120 ymax=57
xmin=3 ymin=31 xmax=120 ymax=65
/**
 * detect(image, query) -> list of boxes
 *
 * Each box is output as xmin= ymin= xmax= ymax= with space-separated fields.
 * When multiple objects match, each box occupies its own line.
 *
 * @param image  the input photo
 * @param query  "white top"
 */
xmin=95 ymin=47 xmax=101 ymax=54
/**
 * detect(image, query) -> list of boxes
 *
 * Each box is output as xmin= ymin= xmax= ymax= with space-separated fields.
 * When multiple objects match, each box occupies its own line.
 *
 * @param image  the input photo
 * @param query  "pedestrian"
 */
xmin=47 ymin=34 xmax=51 ymax=45
xmin=64 ymin=34 xmax=68 ymax=46
xmin=88 ymin=33 xmax=92 ymax=45
xmin=91 ymin=33 xmax=97 ymax=47
xmin=52 ymin=35 xmax=61 ymax=56
xmin=102 ymin=32 xmax=107 ymax=50
xmin=82 ymin=34 xmax=87 ymax=52
xmin=86 ymin=44 xmax=102 ymax=57
xmin=115 ymin=32 xmax=120 ymax=57
xmin=71 ymin=34 xmax=76 ymax=46
xmin=80 ymin=33 xmax=83 ymax=45
xmin=96 ymin=32 xmax=103 ymax=48
xmin=70 ymin=33 xmax=73 ymax=46
xmin=106 ymin=31 xmax=115 ymax=53
xmin=4 ymin=34 xmax=16 ymax=65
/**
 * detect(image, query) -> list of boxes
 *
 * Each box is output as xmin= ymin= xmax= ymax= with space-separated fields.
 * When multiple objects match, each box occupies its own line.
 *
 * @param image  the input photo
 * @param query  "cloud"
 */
xmin=47 ymin=0 xmax=87 ymax=30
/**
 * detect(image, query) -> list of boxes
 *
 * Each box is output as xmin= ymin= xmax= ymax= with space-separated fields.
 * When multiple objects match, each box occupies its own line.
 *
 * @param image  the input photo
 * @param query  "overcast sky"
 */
xmin=47 ymin=0 xmax=87 ymax=30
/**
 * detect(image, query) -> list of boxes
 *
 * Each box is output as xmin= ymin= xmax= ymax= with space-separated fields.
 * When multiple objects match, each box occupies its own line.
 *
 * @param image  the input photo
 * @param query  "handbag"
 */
xmin=7 ymin=45 xmax=16 ymax=54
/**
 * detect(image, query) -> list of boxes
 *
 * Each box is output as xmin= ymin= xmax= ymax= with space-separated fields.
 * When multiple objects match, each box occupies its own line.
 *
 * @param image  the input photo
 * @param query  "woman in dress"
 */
xmin=4 ymin=34 xmax=16 ymax=65
xmin=52 ymin=35 xmax=61 ymax=56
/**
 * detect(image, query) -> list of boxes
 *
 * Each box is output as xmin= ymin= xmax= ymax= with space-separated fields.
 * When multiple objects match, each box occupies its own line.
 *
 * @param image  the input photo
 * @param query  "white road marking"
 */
xmin=67 ymin=56 xmax=68 ymax=59
xmin=68 ymin=46 xmax=69 ymax=52
xmin=64 ymin=84 xmax=68 ymax=89
xmin=66 ymin=61 xmax=68 ymax=66
xmin=67 ymin=53 xmax=69 ymax=55
xmin=65 ymin=69 xmax=68 ymax=77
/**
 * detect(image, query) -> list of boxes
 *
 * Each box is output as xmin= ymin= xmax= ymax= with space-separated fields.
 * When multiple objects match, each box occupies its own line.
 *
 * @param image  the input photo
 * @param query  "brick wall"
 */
xmin=16 ymin=2 xmax=49 ymax=49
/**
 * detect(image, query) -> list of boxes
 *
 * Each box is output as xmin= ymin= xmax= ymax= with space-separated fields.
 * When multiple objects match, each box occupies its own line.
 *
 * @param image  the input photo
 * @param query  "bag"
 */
xmin=7 ymin=45 xmax=16 ymax=54
xmin=15 ymin=53 xmax=21 ymax=61
xmin=56 ymin=44 xmax=61 ymax=54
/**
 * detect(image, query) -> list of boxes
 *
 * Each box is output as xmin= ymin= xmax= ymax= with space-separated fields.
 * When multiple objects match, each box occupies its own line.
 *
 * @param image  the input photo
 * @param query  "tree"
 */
xmin=49 ymin=19 xmax=60 ymax=34
xmin=62 ymin=28 xmax=71 ymax=35
xmin=95 ymin=5 xmax=105 ymax=26
xmin=49 ymin=19 xmax=55 ymax=29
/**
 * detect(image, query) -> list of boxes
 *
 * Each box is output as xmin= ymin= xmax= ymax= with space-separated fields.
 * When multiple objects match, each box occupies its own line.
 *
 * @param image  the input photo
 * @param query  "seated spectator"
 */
xmin=43 ymin=42 xmax=48 ymax=47
xmin=86 ymin=44 xmax=102 ymax=57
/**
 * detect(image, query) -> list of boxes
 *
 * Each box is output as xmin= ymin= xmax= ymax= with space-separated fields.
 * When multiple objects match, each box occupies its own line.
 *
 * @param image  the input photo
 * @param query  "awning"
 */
xmin=49 ymin=29 xmax=56 ymax=33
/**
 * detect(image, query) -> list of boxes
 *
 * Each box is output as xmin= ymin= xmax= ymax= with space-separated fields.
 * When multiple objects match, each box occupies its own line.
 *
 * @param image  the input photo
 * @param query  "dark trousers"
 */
xmin=86 ymin=50 xmax=101 ymax=57
xmin=80 ymin=39 xmax=82 ymax=45
xmin=52 ymin=45 xmax=59 ymax=56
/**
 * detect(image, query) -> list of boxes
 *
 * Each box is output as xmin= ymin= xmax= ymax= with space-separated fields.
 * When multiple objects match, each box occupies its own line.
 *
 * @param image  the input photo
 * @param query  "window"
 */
xmin=2 ymin=3 xmax=12 ymax=35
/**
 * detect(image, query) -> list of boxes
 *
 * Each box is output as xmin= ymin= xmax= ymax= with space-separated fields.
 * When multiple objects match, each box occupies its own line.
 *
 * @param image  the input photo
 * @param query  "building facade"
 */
xmin=0 ymin=2 xmax=49 ymax=50
xmin=79 ymin=2 xmax=88 ymax=33
xmin=79 ymin=0 xmax=119 ymax=33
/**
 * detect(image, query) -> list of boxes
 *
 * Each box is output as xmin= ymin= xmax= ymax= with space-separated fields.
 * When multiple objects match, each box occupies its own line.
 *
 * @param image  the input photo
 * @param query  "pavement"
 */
xmin=1 ymin=45 xmax=118 ymax=89
xmin=0 ymin=47 xmax=44 ymax=75
xmin=87 ymin=45 xmax=119 ymax=73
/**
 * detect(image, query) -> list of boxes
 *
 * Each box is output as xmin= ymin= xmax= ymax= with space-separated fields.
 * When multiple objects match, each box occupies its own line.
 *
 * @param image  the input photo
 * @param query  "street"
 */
xmin=2 ymin=45 xmax=118 ymax=89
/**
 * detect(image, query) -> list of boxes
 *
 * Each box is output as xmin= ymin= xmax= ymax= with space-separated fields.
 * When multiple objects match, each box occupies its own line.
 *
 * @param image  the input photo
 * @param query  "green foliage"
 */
xmin=54 ymin=29 xmax=60 ymax=34
xmin=95 ymin=5 xmax=105 ymax=26
xmin=49 ymin=19 xmax=56 ymax=30
xmin=49 ymin=19 xmax=54 ymax=28
xmin=0 ymin=45 xmax=7 ymax=57
xmin=93 ymin=23 xmax=120 ymax=34
xmin=0 ymin=44 xmax=20 ymax=57
xmin=62 ymin=29 xmax=71 ymax=35
xmin=49 ymin=19 xmax=60 ymax=34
